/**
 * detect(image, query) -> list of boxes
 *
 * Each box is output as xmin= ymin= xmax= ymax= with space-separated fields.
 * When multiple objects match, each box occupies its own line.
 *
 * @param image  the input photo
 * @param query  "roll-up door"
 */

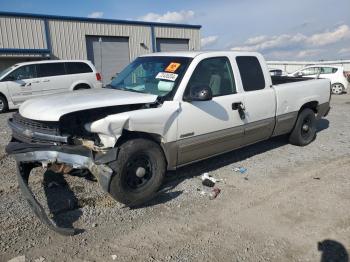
xmin=86 ymin=36 xmax=130 ymax=85
xmin=156 ymin=38 xmax=189 ymax=52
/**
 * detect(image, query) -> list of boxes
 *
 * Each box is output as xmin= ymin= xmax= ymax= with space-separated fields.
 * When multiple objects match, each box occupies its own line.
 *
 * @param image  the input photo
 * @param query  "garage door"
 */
xmin=156 ymin=38 xmax=189 ymax=52
xmin=86 ymin=36 xmax=130 ymax=85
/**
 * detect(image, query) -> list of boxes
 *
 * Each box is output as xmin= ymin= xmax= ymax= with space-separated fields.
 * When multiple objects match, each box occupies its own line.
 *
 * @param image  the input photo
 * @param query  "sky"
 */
xmin=1 ymin=0 xmax=350 ymax=61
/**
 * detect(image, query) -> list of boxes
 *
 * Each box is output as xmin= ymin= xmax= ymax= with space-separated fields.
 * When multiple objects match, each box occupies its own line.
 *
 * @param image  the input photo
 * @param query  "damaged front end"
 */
xmin=6 ymin=112 xmax=120 ymax=235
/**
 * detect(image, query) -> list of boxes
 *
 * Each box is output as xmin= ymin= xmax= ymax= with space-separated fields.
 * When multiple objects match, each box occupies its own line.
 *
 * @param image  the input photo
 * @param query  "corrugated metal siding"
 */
xmin=0 ymin=16 xmax=46 ymax=49
xmin=48 ymin=19 xmax=152 ymax=61
xmin=154 ymin=27 xmax=200 ymax=51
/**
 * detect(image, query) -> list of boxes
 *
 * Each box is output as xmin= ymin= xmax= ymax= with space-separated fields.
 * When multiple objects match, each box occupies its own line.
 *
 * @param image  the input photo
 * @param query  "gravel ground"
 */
xmin=0 ymin=94 xmax=349 ymax=262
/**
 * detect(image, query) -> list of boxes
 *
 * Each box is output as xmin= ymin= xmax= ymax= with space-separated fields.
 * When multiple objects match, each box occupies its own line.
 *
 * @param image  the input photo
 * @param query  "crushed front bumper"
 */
xmin=6 ymin=142 xmax=116 ymax=235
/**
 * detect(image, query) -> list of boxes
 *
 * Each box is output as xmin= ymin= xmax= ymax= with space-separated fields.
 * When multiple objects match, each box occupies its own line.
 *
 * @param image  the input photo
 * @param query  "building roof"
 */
xmin=0 ymin=11 xmax=202 ymax=29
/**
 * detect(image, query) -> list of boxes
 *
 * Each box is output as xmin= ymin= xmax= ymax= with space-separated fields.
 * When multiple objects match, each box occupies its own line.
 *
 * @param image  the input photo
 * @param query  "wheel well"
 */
xmin=300 ymin=101 xmax=318 ymax=113
xmin=116 ymin=130 xmax=162 ymax=147
xmin=0 ymin=92 xmax=8 ymax=104
xmin=115 ymin=130 xmax=168 ymax=165
xmin=73 ymin=83 xmax=91 ymax=90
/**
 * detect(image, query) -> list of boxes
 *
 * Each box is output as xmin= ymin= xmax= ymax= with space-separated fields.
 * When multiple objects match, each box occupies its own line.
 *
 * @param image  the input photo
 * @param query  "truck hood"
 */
xmin=19 ymin=88 xmax=158 ymax=121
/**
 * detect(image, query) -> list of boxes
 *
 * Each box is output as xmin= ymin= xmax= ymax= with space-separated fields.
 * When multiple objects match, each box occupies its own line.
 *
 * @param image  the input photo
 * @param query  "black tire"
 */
xmin=289 ymin=108 xmax=316 ymax=146
xmin=109 ymin=138 xmax=166 ymax=207
xmin=0 ymin=95 xmax=8 ymax=114
xmin=74 ymin=84 xmax=90 ymax=90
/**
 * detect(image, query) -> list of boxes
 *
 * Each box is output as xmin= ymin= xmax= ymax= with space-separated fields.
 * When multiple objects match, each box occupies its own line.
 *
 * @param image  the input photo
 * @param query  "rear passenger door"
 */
xmin=36 ymin=62 xmax=69 ymax=96
xmin=235 ymin=56 xmax=276 ymax=144
xmin=177 ymin=56 xmax=245 ymax=165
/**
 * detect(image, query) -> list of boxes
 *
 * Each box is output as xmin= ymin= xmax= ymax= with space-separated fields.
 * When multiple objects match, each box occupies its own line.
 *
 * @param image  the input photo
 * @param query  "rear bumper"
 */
xmin=6 ymin=142 xmax=116 ymax=235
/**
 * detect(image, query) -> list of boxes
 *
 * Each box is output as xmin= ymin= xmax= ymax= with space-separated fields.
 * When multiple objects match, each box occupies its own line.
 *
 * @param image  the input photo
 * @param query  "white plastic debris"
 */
xmin=111 ymin=254 xmax=117 ymax=260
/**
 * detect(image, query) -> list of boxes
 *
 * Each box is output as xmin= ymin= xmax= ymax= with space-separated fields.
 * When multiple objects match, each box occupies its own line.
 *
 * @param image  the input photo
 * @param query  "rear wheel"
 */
xmin=331 ymin=83 xmax=344 ymax=95
xmin=0 ymin=95 xmax=8 ymax=113
xmin=289 ymin=108 xmax=316 ymax=146
xmin=109 ymin=138 xmax=166 ymax=207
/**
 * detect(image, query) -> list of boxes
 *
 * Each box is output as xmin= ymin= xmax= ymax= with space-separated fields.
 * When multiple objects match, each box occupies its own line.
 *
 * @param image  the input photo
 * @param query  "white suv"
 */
xmin=0 ymin=60 xmax=103 ymax=113
xmin=289 ymin=65 xmax=349 ymax=95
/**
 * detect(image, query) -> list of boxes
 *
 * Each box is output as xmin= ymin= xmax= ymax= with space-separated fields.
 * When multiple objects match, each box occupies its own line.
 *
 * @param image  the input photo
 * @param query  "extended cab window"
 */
xmin=5 ymin=65 xmax=36 ymax=80
xmin=65 ymin=62 xmax=93 ymax=74
xmin=37 ymin=63 xmax=65 ymax=77
xmin=236 ymin=56 xmax=265 ymax=91
xmin=187 ymin=57 xmax=236 ymax=97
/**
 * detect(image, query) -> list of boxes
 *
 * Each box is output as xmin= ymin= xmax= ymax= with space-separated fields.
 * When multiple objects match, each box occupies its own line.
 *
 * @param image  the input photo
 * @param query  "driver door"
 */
xmin=176 ymin=56 xmax=245 ymax=166
xmin=5 ymin=64 xmax=38 ymax=105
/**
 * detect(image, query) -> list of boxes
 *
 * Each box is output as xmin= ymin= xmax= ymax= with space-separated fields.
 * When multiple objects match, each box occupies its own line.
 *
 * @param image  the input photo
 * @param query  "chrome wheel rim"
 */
xmin=332 ymin=84 xmax=343 ymax=95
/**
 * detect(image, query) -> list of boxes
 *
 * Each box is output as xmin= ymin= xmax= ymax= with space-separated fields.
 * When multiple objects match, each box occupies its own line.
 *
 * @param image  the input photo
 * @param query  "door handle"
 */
xmin=42 ymin=79 xmax=50 ymax=82
xmin=232 ymin=102 xmax=246 ymax=120
xmin=232 ymin=102 xmax=245 ymax=111
xmin=20 ymin=83 xmax=31 ymax=87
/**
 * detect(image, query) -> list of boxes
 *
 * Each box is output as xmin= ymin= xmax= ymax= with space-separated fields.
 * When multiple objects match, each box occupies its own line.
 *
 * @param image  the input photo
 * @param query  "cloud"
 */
xmin=201 ymin=36 xmax=218 ymax=48
xmin=138 ymin=10 xmax=194 ymax=23
xmin=306 ymin=25 xmax=350 ymax=46
xmin=339 ymin=47 xmax=350 ymax=54
xmin=231 ymin=24 xmax=350 ymax=53
xmin=88 ymin=12 xmax=104 ymax=18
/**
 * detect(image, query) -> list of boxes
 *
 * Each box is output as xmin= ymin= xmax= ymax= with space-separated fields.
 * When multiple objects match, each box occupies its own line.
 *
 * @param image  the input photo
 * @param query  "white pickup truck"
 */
xmin=7 ymin=51 xmax=330 ymax=235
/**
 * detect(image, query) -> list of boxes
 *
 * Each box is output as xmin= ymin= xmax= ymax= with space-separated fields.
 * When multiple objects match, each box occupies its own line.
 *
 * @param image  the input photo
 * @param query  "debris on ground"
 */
xmin=8 ymin=255 xmax=26 ymax=262
xmin=209 ymin=187 xmax=221 ymax=200
xmin=111 ymin=254 xmax=117 ymax=260
xmin=34 ymin=257 xmax=46 ymax=262
xmin=92 ymin=223 xmax=98 ymax=228
xmin=232 ymin=167 xmax=247 ymax=174
xmin=313 ymin=177 xmax=321 ymax=180
xmin=201 ymin=173 xmax=220 ymax=188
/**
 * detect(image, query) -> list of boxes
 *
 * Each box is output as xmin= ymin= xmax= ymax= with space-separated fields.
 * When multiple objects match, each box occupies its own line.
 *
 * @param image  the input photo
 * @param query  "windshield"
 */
xmin=108 ymin=56 xmax=192 ymax=97
xmin=0 ymin=66 xmax=15 ymax=80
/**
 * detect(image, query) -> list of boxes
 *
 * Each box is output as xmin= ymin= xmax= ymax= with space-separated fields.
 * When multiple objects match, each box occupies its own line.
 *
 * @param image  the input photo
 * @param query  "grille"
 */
xmin=12 ymin=113 xmax=60 ymax=135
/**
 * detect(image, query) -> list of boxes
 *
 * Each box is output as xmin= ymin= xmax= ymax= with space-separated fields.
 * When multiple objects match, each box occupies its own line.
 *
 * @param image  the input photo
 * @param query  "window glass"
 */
xmin=321 ymin=67 xmax=337 ymax=74
xmin=6 ymin=65 xmax=36 ymax=80
xmin=65 ymin=62 xmax=93 ymax=74
xmin=236 ymin=56 xmax=265 ymax=91
xmin=109 ymin=56 xmax=191 ymax=97
xmin=186 ymin=57 xmax=236 ymax=97
xmin=300 ymin=67 xmax=318 ymax=76
xmin=37 ymin=63 xmax=65 ymax=77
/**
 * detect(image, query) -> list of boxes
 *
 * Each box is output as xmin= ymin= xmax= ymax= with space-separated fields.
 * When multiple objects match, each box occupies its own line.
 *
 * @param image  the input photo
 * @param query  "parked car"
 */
xmin=289 ymin=65 xmax=348 ymax=95
xmin=0 ymin=60 xmax=102 ymax=113
xmin=269 ymin=68 xmax=287 ymax=76
xmin=7 ymin=51 xmax=331 ymax=235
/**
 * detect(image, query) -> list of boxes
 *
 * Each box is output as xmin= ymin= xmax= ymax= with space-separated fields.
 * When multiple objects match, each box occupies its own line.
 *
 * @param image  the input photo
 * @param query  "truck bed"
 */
xmin=271 ymin=76 xmax=314 ymax=85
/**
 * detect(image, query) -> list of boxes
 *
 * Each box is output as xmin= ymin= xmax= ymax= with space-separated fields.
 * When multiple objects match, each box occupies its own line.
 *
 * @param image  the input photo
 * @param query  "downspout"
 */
xmin=43 ymin=19 xmax=52 ymax=58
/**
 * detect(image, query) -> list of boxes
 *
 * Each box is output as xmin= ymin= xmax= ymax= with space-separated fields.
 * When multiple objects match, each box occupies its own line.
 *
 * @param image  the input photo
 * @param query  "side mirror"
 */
xmin=186 ymin=85 xmax=213 ymax=101
xmin=297 ymin=72 xmax=303 ymax=77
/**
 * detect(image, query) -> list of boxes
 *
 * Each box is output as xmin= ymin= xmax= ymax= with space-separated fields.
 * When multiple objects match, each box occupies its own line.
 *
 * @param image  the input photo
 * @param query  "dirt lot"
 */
xmin=0 ymin=94 xmax=349 ymax=262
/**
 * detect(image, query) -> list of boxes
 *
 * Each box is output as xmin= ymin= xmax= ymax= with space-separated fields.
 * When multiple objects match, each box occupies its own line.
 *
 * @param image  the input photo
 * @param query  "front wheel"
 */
xmin=109 ymin=138 xmax=166 ymax=207
xmin=289 ymin=108 xmax=316 ymax=146
xmin=331 ymin=83 xmax=344 ymax=95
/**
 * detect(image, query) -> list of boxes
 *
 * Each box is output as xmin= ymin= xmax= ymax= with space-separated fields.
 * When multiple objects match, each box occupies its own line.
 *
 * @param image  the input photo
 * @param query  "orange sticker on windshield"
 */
xmin=165 ymin=62 xmax=181 ymax=73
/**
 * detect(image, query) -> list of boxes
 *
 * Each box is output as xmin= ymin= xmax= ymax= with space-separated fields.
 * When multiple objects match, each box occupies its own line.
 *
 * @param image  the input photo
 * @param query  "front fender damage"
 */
xmin=85 ymin=101 xmax=180 ymax=147
xmin=6 ymin=142 xmax=116 ymax=235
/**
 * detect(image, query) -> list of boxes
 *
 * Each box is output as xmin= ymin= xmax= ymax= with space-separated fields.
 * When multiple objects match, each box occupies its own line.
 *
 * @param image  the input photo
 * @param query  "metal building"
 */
xmin=0 ymin=12 xmax=201 ymax=84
